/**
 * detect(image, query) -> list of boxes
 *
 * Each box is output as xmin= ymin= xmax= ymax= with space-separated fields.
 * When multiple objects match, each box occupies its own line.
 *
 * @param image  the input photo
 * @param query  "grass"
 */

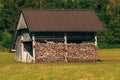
xmin=0 ymin=49 xmax=120 ymax=80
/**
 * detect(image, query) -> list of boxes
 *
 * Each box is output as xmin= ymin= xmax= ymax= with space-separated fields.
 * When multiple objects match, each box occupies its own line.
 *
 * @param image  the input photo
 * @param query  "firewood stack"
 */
xmin=34 ymin=41 xmax=98 ymax=62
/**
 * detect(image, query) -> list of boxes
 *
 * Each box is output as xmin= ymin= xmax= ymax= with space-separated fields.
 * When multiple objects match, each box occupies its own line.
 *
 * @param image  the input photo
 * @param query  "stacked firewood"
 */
xmin=67 ymin=43 xmax=98 ymax=62
xmin=34 ymin=41 xmax=98 ymax=62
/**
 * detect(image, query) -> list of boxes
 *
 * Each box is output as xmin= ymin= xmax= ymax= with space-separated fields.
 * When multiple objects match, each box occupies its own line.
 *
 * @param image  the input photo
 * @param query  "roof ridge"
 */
xmin=22 ymin=8 xmax=95 ymax=11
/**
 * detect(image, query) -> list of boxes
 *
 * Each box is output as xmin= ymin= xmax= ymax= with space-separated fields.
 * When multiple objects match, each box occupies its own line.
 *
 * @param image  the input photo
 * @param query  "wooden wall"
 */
xmin=15 ymin=29 xmax=33 ymax=62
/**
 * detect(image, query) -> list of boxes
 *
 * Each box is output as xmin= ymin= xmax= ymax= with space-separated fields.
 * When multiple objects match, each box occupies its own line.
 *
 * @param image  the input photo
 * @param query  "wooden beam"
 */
xmin=95 ymin=35 xmax=97 ymax=46
xmin=64 ymin=33 xmax=67 ymax=44
xmin=64 ymin=33 xmax=68 ymax=63
xmin=32 ymin=35 xmax=35 ymax=63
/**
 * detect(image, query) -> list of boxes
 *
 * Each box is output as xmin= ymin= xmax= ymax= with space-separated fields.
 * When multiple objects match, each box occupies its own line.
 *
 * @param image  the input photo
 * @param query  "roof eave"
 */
xmin=29 ymin=30 xmax=106 ymax=32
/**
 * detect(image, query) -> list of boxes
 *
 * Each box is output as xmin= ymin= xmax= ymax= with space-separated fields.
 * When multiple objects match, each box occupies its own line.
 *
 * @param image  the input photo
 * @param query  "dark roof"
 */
xmin=22 ymin=9 xmax=105 ymax=32
xmin=10 ymin=9 xmax=105 ymax=52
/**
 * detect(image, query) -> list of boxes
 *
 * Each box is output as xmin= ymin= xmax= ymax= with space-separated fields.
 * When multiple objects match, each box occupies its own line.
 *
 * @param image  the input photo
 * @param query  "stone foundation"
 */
xmin=34 ymin=41 xmax=98 ymax=62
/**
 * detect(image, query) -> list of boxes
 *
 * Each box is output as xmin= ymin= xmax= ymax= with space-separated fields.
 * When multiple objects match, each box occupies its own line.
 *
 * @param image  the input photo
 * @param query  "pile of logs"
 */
xmin=34 ymin=41 xmax=98 ymax=62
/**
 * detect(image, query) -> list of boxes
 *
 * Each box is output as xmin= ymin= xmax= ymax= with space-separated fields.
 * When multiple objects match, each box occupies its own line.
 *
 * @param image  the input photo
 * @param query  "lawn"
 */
xmin=0 ymin=49 xmax=120 ymax=80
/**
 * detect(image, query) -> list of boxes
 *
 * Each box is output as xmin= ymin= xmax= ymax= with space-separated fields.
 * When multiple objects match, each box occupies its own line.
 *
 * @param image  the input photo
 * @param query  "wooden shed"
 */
xmin=10 ymin=9 xmax=105 ymax=62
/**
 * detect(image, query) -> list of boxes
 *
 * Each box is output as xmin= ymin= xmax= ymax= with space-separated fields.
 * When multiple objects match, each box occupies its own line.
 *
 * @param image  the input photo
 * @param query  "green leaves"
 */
xmin=2 ymin=31 xmax=12 ymax=48
xmin=0 ymin=0 xmax=120 ymax=49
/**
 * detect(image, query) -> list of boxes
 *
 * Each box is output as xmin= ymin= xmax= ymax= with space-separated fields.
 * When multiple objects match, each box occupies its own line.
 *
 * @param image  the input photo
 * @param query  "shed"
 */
xmin=10 ymin=9 xmax=105 ymax=62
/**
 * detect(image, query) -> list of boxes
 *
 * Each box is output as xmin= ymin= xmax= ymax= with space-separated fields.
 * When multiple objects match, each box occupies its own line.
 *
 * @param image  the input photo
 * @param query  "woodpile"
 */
xmin=34 ymin=41 xmax=98 ymax=62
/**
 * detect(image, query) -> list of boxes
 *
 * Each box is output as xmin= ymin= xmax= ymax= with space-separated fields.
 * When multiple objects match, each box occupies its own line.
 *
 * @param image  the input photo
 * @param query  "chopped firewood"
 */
xmin=34 ymin=41 xmax=98 ymax=62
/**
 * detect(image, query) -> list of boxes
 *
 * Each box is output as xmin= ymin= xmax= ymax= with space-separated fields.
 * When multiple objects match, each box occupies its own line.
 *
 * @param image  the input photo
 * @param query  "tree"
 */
xmin=0 ymin=0 xmax=20 ymax=32
xmin=0 ymin=0 xmax=120 ymax=49
xmin=2 ymin=31 xmax=12 ymax=48
xmin=96 ymin=0 xmax=120 ymax=44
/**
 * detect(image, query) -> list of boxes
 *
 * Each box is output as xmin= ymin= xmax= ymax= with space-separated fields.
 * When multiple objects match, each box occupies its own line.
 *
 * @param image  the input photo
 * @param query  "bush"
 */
xmin=0 ymin=45 xmax=8 ymax=51
xmin=0 ymin=30 xmax=3 ymax=41
xmin=98 ymin=42 xmax=120 ymax=49
xmin=2 ymin=31 xmax=12 ymax=49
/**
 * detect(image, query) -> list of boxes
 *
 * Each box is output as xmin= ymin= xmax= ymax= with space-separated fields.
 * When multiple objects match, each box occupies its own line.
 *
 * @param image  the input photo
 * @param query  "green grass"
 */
xmin=0 ymin=49 xmax=120 ymax=80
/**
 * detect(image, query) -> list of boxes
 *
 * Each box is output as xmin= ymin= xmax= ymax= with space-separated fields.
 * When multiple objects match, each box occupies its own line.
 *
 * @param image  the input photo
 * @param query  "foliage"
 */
xmin=0 ymin=31 xmax=8 ymax=51
xmin=0 ymin=30 xmax=12 ymax=51
xmin=0 ymin=30 xmax=3 ymax=41
xmin=98 ymin=43 xmax=120 ymax=49
xmin=0 ymin=45 xmax=8 ymax=51
xmin=0 ymin=49 xmax=120 ymax=80
xmin=0 ymin=0 xmax=120 ymax=50
xmin=2 ymin=31 xmax=12 ymax=49
xmin=96 ymin=0 xmax=120 ymax=44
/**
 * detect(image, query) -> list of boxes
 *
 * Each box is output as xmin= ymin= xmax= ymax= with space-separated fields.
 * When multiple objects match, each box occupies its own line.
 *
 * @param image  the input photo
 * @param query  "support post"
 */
xmin=32 ymin=35 xmax=35 ymax=63
xmin=64 ymin=33 xmax=67 ymax=44
xmin=95 ymin=35 xmax=97 ymax=46
xmin=64 ymin=33 xmax=68 ymax=63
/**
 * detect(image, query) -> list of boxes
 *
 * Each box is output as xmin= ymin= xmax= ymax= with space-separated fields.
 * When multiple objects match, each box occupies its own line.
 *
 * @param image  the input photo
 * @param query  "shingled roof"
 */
xmin=22 ymin=9 xmax=105 ymax=32
xmin=10 ymin=9 xmax=105 ymax=52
